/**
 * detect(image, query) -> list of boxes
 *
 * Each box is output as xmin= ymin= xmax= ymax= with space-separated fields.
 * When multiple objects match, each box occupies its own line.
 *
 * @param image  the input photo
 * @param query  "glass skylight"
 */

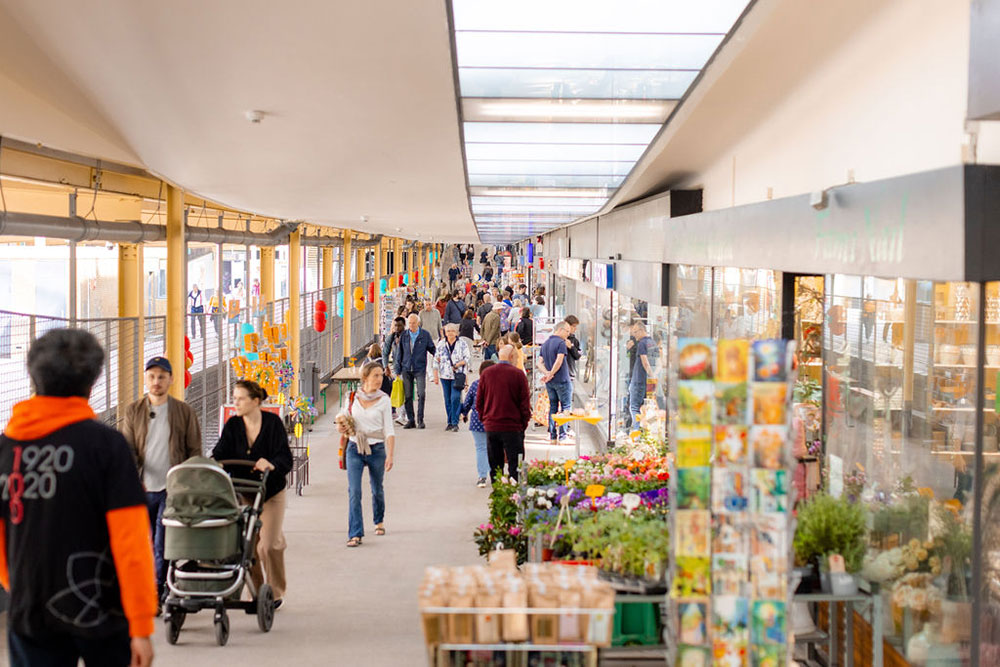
xmin=451 ymin=0 xmax=751 ymax=243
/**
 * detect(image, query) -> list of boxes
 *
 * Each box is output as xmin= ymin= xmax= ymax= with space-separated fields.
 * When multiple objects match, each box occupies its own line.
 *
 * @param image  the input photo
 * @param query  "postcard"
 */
xmin=717 ymin=339 xmax=750 ymax=383
xmin=676 ymin=509 xmax=712 ymax=556
xmin=677 ymin=644 xmax=711 ymax=667
xmin=672 ymin=557 xmax=712 ymax=598
xmin=752 ymin=383 xmax=787 ymax=425
xmin=712 ymin=554 xmax=749 ymax=597
xmin=678 ymin=338 xmax=714 ymax=380
xmin=678 ymin=600 xmax=708 ymax=645
xmin=678 ymin=381 xmax=714 ymax=424
xmin=751 ymin=514 xmax=789 ymax=597
xmin=713 ymin=639 xmax=749 ymax=667
xmin=712 ymin=467 xmax=748 ymax=514
xmin=677 ymin=467 xmax=712 ymax=510
xmin=677 ymin=425 xmax=713 ymax=467
xmin=750 ymin=425 xmax=787 ymax=469
xmin=712 ymin=515 xmax=748 ymax=555
xmin=750 ymin=600 xmax=787 ymax=645
xmin=750 ymin=644 xmax=785 ymax=667
xmin=750 ymin=468 xmax=789 ymax=513
xmin=716 ymin=382 xmax=749 ymax=425
xmin=715 ymin=425 xmax=748 ymax=465
xmin=712 ymin=596 xmax=749 ymax=642
xmin=752 ymin=340 xmax=787 ymax=382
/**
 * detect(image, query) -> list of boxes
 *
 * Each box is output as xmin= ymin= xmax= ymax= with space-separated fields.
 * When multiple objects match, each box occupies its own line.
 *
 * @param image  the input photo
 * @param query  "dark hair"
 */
xmin=393 ymin=316 xmax=406 ymax=325
xmin=367 ymin=343 xmax=382 ymax=359
xmin=235 ymin=379 xmax=268 ymax=402
xmin=479 ymin=359 xmax=496 ymax=374
xmin=463 ymin=308 xmax=475 ymax=319
xmin=504 ymin=286 xmax=513 ymax=296
xmin=535 ymin=296 xmax=546 ymax=305
xmin=564 ymin=314 xmax=579 ymax=326
xmin=27 ymin=328 xmax=104 ymax=398
xmin=521 ymin=307 xmax=531 ymax=318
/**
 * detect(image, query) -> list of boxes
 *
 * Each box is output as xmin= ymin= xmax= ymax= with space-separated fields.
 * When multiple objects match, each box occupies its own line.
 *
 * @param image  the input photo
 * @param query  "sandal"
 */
xmin=346 ymin=537 xmax=362 ymax=547
xmin=374 ymin=525 xmax=386 ymax=536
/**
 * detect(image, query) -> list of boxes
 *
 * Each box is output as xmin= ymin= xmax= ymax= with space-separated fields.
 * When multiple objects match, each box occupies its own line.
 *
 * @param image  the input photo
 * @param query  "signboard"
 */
xmin=592 ymin=262 xmax=614 ymax=290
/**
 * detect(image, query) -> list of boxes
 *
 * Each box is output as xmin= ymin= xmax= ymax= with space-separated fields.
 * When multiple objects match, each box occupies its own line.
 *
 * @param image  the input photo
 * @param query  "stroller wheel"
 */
xmin=165 ymin=611 xmax=185 ymax=645
xmin=214 ymin=610 xmax=230 ymax=646
xmin=256 ymin=583 xmax=275 ymax=632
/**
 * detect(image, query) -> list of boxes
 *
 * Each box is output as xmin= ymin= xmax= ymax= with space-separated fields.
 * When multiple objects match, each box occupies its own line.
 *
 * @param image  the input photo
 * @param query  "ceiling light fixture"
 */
xmin=244 ymin=110 xmax=265 ymax=124
xmin=463 ymin=98 xmax=676 ymax=124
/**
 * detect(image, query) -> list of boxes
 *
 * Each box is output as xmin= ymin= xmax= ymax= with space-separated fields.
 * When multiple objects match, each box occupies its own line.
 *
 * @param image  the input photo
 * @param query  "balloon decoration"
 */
xmin=368 ymin=282 xmax=375 ymax=303
xmin=336 ymin=291 xmax=344 ymax=317
xmin=403 ymin=273 xmax=409 ymax=286
xmin=314 ymin=299 xmax=327 ymax=332
xmin=183 ymin=336 xmax=192 ymax=388
xmin=379 ymin=278 xmax=387 ymax=293
xmin=353 ymin=286 xmax=363 ymax=302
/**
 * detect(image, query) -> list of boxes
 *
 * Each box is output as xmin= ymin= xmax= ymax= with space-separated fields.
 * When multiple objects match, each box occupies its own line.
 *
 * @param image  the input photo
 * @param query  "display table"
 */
xmin=551 ymin=413 xmax=603 ymax=426
xmin=329 ymin=366 xmax=363 ymax=404
xmin=794 ymin=590 xmax=882 ymax=667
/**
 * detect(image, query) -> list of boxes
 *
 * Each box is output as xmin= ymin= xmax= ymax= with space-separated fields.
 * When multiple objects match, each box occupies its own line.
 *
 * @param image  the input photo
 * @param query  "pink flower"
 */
xmin=508 ymin=526 xmax=521 ymax=536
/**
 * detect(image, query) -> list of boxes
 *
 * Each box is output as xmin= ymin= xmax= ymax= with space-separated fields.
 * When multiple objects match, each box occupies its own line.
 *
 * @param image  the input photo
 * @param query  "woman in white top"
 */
xmin=432 ymin=323 xmax=471 ymax=432
xmin=337 ymin=361 xmax=396 ymax=547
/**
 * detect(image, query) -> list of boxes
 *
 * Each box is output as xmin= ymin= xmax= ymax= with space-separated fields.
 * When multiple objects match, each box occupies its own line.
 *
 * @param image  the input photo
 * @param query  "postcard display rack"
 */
xmin=668 ymin=338 xmax=797 ymax=666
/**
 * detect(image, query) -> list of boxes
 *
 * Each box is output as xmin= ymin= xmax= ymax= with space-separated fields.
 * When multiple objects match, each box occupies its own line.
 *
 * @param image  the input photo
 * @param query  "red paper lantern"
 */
xmin=315 ymin=299 xmax=328 ymax=313
xmin=368 ymin=282 xmax=375 ymax=302
xmin=184 ymin=335 xmax=190 ymax=351
xmin=314 ymin=312 xmax=327 ymax=332
xmin=184 ymin=369 xmax=192 ymax=388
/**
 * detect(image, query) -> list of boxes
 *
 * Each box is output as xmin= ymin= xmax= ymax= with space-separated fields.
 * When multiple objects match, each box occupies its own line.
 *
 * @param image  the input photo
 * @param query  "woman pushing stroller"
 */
xmin=212 ymin=379 xmax=292 ymax=608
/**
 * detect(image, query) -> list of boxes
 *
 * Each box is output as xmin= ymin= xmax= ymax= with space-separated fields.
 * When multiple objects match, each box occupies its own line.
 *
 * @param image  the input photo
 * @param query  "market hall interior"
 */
xmin=4 ymin=0 xmax=1000 ymax=665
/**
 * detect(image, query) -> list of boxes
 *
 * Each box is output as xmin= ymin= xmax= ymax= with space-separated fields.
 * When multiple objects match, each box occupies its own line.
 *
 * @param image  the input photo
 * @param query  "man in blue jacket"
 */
xmin=394 ymin=313 xmax=437 ymax=429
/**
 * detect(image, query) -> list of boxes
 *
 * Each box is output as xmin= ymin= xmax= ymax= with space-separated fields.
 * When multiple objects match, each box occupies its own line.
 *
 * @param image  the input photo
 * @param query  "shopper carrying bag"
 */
xmin=337 ymin=362 xmax=396 ymax=547
xmin=432 ymin=323 xmax=471 ymax=432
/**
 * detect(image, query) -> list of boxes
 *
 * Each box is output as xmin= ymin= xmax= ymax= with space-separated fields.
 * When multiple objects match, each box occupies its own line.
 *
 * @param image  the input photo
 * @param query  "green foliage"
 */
xmin=794 ymin=492 xmax=868 ymax=573
xmin=871 ymin=494 xmax=929 ymax=544
xmin=793 ymin=377 xmax=822 ymax=406
xmin=568 ymin=509 xmax=670 ymax=579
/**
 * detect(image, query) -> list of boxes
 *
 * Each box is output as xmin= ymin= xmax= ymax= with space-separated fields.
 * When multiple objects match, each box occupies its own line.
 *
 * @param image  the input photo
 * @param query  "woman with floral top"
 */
xmin=461 ymin=360 xmax=495 ymax=487
xmin=432 ymin=323 xmax=472 ymax=432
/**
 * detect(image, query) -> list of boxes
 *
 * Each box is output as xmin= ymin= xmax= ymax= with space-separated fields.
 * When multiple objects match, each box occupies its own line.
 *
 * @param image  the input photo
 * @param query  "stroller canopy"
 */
xmin=163 ymin=457 xmax=241 ymax=526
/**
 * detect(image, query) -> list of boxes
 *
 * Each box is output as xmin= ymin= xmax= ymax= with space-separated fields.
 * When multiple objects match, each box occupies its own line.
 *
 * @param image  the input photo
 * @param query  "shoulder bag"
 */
xmin=448 ymin=340 xmax=467 ymax=391
xmin=338 ymin=391 xmax=355 ymax=471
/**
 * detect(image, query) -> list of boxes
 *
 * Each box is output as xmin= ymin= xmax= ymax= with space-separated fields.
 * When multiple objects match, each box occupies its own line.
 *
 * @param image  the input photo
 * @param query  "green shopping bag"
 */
xmin=390 ymin=377 xmax=405 ymax=408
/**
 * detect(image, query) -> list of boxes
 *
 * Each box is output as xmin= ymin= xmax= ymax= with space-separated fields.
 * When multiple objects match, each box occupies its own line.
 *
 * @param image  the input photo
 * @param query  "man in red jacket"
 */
xmin=0 ymin=329 xmax=156 ymax=667
xmin=475 ymin=345 xmax=531 ymax=481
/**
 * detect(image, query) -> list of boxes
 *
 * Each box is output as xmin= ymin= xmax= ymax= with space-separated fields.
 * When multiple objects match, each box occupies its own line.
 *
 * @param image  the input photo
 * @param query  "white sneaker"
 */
xmin=477 ymin=478 xmax=488 ymax=488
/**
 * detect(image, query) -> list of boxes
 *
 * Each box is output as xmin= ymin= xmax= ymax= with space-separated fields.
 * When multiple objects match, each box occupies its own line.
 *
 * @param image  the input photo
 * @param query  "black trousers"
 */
xmin=9 ymin=629 xmax=131 ymax=667
xmin=486 ymin=430 xmax=525 ymax=481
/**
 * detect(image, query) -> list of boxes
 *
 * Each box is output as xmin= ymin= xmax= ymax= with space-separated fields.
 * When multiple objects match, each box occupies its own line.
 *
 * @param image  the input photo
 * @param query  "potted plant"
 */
xmin=794 ymin=491 xmax=868 ymax=594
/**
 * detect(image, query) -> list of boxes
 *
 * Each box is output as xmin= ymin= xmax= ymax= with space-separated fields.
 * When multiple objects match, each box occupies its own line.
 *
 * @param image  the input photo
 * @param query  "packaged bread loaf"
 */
xmin=557 ymin=581 xmax=583 ymax=642
xmin=474 ymin=583 xmax=502 ymax=644
xmin=528 ymin=581 xmax=560 ymax=645
xmin=501 ymin=578 xmax=529 ymax=642
xmin=446 ymin=584 xmax=475 ymax=644
xmin=419 ymin=585 xmax=448 ymax=647
xmin=581 ymin=582 xmax=616 ymax=647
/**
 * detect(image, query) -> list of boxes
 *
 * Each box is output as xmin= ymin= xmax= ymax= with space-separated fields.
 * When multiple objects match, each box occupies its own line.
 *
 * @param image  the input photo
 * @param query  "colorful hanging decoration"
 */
xmin=368 ymin=282 xmax=375 ymax=303
xmin=379 ymin=278 xmax=387 ymax=293
xmin=183 ymin=336 xmax=192 ymax=388
xmin=314 ymin=299 xmax=328 ymax=332
xmin=336 ymin=291 xmax=344 ymax=317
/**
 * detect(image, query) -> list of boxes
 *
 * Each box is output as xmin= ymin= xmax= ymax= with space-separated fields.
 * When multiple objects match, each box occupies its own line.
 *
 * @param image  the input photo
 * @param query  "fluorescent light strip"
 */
xmin=461 ymin=98 xmax=676 ymax=123
xmin=469 ymin=187 xmax=612 ymax=198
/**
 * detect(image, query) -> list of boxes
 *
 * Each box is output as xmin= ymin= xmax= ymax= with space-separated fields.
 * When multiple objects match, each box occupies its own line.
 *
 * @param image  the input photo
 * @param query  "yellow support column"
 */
xmin=117 ymin=243 xmax=142 ymax=419
xmin=394 ymin=238 xmax=401 ymax=283
xmin=417 ymin=242 xmax=424 ymax=289
xmin=321 ymin=245 xmax=334 ymax=372
xmin=166 ymin=185 xmax=186 ymax=400
xmin=260 ymin=247 xmax=275 ymax=318
xmin=373 ymin=239 xmax=382 ymax=337
xmin=342 ymin=230 xmax=353 ymax=365
xmin=288 ymin=228 xmax=301 ymax=397
xmin=321 ymin=246 xmax=333 ymax=290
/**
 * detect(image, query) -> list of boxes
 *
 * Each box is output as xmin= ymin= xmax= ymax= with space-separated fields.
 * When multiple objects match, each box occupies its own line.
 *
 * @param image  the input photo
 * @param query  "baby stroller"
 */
xmin=161 ymin=457 xmax=275 ymax=646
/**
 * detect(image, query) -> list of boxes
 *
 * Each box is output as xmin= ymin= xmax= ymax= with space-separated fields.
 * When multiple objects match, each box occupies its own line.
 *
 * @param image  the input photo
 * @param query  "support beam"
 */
xmin=394 ymin=239 xmax=401 ymax=282
xmin=321 ymin=246 xmax=333 ymax=290
xmin=117 ymin=243 xmax=142 ymax=420
xmin=288 ymin=228 xmax=301 ymax=397
xmin=342 ymin=230 xmax=353 ymax=366
xmin=260 ymin=246 xmax=275 ymax=320
xmin=373 ymin=239 xmax=382 ymax=338
xmin=165 ymin=185 xmax=185 ymax=400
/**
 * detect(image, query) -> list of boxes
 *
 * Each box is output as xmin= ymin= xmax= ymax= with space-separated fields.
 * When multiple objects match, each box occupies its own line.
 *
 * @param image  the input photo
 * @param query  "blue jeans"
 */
xmin=546 ymin=380 xmax=573 ymax=440
xmin=628 ymin=376 xmax=646 ymax=424
xmin=483 ymin=345 xmax=497 ymax=361
xmin=471 ymin=430 xmax=489 ymax=479
xmin=146 ymin=489 xmax=167 ymax=596
xmin=441 ymin=378 xmax=463 ymax=426
xmin=347 ymin=442 xmax=386 ymax=539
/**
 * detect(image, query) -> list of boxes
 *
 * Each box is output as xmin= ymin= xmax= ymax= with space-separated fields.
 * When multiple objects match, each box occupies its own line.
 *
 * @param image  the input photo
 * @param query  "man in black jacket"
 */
xmin=394 ymin=314 xmax=437 ymax=429
xmin=445 ymin=290 xmax=466 ymax=326
xmin=564 ymin=315 xmax=583 ymax=379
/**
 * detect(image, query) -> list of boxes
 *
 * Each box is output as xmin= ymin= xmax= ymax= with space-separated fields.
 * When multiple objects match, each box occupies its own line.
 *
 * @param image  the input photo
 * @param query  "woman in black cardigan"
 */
xmin=213 ymin=379 xmax=292 ymax=608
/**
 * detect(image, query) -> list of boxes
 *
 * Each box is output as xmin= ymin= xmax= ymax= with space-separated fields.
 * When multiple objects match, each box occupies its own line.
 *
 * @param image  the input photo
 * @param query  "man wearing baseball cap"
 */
xmin=121 ymin=355 xmax=202 ymax=604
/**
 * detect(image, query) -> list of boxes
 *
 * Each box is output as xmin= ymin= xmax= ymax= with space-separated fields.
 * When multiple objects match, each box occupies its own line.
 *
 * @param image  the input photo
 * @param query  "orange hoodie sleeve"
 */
xmin=106 ymin=506 xmax=157 ymax=638
xmin=0 ymin=519 xmax=9 ymax=590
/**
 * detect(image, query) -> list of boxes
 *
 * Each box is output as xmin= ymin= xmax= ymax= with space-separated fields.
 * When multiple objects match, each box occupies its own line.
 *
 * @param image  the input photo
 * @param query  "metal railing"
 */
xmin=1 ymin=287 xmax=379 ymax=444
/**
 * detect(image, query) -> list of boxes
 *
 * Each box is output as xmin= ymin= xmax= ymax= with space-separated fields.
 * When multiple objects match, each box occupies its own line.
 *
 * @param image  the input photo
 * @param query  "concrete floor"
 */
xmin=152 ymin=383 xmax=489 ymax=666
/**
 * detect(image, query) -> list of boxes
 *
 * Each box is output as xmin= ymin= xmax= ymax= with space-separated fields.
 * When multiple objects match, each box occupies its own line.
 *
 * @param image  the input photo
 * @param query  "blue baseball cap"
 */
xmin=145 ymin=357 xmax=173 ymax=374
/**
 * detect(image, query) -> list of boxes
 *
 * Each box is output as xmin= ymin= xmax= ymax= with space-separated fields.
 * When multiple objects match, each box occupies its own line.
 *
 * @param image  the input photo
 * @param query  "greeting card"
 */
xmin=712 ymin=467 xmax=748 ymax=514
xmin=750 ymin=468 xmax=789 ymax=513
xmin=679 ymin=381 xmax=714 ymax=424
xmin=712 ymin=596 xmax=749 ymax=642
xmin=716 ymin=382 xmax=749 ymax=425
xmin=750 ymin=426 xmax=787 ymax=469
xmin=717 ymin=339 xmax=750 ymax=383
xmin=677 ymin=425 xmax=713 ymax=467
xmin=750 ymin=600 xmax=787 ymax=645
xmin=752 ymin=340 xmax=786 ymax=382
xmin=677 ymin=467 xmax=712 ymax=510
xmin=679 ymin=600 xmax=708 ymax=645
xmin=676 ymin=510 xmax=712 ymax=556
xmin=752 ymin=383 xmax=787 ymax=425
xmin=679 ymin=338 xmax=714 ymax=380
xmin=715 ymin=426 xmax=748 ymax=465
xmin=712 ymin=553 xmax=749 ymax=596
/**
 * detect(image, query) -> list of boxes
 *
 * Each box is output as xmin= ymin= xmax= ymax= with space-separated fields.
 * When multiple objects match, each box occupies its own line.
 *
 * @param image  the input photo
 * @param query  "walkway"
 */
xmin=152 ymin=381 xmax=486 ymax=665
